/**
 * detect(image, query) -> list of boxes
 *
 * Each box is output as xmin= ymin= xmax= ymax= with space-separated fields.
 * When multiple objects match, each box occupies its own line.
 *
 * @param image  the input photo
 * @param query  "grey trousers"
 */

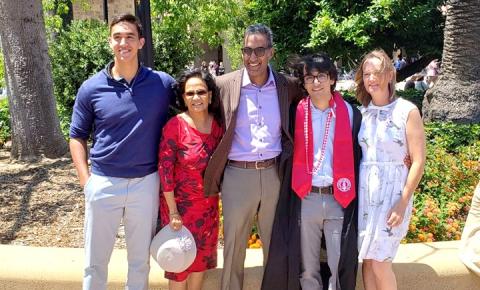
xmin=220 ymin=164 xmax=281 ymax=290
xmin=83 ymin=171 xmax=159 ymax=290
xmin=300 ymin=192 xmax=344 ymax=290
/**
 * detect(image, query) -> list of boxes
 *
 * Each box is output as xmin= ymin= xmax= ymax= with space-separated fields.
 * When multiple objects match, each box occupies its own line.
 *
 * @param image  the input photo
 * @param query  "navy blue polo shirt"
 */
xmin=70 ymin=64 xmax=175 ymax=178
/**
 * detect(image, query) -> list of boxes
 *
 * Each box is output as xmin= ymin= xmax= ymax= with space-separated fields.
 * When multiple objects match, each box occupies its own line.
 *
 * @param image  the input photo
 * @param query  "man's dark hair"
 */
xmin=244 ymin=24 xmax=274 ymax=47
xmin=110 ymin=13 xmax=144 ymax=37
xmin=290 ymin=53 xmax=338 ymax=93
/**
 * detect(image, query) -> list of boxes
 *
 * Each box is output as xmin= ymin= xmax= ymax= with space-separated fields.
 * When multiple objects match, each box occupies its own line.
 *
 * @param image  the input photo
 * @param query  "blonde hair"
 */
xmin=355 ymin=49 xmax=397 ymax=107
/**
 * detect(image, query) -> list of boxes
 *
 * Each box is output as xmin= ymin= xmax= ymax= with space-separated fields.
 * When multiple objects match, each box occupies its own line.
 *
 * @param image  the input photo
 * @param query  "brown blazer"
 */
xmin=203 ymin=68 xmax=302 ymax=196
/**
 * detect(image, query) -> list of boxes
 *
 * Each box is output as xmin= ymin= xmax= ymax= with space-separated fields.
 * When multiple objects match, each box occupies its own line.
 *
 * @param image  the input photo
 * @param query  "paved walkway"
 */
xmin=0 ymin=241 xmax=479 ymax=290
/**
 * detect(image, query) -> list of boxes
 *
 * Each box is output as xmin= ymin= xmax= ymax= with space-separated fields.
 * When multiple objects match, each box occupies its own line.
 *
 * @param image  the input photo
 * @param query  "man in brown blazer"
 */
xmin=203 ymin=24 xmax=302 ymax=290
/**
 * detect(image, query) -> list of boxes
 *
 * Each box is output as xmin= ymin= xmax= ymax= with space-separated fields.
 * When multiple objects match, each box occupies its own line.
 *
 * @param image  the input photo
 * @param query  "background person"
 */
xmin=355 ymin=49 xmax=426 ymax=290
xmin=394 ymin=55 xmax=406 ymax=71
xmin=425 ymin=59 xmax=440 ymax=88
xmin=217 ymin=61 xmax=226 ymax=76
xmin=158 ymin=69 xmax=223 ymax=290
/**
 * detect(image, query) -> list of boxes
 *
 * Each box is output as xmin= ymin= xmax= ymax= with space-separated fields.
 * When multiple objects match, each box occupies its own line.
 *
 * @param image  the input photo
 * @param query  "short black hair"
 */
xmin=110 ymin=13 xmax=143 ymax=38
xmin=173 ymin=68 xmax=222 ymax=125
xmin=290 ymin=53 xmax=337 ymax=93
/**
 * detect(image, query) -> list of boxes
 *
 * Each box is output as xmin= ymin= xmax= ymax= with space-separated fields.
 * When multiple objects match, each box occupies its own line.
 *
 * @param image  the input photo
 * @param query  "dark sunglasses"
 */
xmin=241 ymin=46 xmax=272 ymax=57
xmin=184 ymin=90 xmax=208 ymax=98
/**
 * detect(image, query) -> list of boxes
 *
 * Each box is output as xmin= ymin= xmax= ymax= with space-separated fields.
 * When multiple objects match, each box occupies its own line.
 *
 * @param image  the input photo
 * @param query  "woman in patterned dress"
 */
xmin=355 ymin=50 xmax=426 ymax=290
xmin=158 ymin=68 xmax=223 ymax=290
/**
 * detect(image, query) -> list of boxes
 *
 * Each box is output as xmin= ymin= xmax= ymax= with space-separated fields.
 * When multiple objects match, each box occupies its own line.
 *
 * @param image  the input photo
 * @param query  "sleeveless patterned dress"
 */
xmin=357 ymin=98 xmax=417 ymax=262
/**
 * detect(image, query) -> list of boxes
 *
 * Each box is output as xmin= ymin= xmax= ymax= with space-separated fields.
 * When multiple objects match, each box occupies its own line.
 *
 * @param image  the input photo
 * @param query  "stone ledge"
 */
xmin=0 ymin=241 xmax=478 ymax=290
xmin=365 ymin=241 xmax=480 ymax=290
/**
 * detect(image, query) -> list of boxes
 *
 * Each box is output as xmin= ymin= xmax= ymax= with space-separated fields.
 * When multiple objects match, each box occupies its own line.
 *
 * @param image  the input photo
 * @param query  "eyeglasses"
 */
xmin=303 ymin=74 xmax=329 ymax=84
xmin=241 ymin=46 xmax=272 ymax=57
xmin=184 ymin=90 xmax=208 ymax=98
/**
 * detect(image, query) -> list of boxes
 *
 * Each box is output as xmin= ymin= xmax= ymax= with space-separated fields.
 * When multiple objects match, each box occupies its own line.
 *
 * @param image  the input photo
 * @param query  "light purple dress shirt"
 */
xmin=228 ymin=68 xmax=282 ymax=161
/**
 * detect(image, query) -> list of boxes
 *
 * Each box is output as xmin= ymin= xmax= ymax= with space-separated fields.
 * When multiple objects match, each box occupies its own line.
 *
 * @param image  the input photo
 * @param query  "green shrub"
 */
xmin=341 ymin=89 xmax=424 ymax=110
xmin=425 ymin=122 xmax=480 ymax=153
xmin=0 ymin=99 xmax=10 ymax=146
xmin=0 ymin=51 xmax=5 ymax=89
xmin=340 ymin=90 xmax=359 ymax=106
xmin=151 ymin=22 xmax=195 ymax=76
xmin=396 ymin=89 xmax=424 ymax=112
xmin=405 ymin=123 xmax=480 ymax=243
xmin=49 ymin=19 xmax=111 ymax=137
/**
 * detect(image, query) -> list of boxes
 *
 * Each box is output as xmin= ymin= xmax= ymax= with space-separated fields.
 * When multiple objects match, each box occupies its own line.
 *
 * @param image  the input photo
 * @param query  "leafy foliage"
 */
xmin=49 ymin=19 xmax=111 ymax=136
xmin=407 ymin=123 xmax=480 ymax=243
xmin=245 ymin=0 xmax=318 ymax=69
xmin=150 ymin=0 xmax=244 ymax=72
xmin=308 ymin=0 xmax=445 ymax=64
xmin=0 ymin=99 xmax=10 ymax=146
xmin=424 ymin=122 xmax=480 ymax=153
xmin=340 ymin=89 xmax=359 ymax=105
xmin=341 ymin=88 xmax=425 ymax=109
xmin=0 ymin=51 xmax=5 ymax=89
xmin=396 ymin=88 xmax=424 ymax=112
xmin=43 ymin=0 xmax=72 ymax=36
xmin=246 ymin=0 xmax=445 ymax=70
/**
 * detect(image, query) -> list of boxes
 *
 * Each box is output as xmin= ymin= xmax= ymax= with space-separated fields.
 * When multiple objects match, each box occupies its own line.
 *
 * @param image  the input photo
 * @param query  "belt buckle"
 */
xmin=324 ymin=186 xmax=332 ymax=195
xmin=255 ymin=160 xmax=261 ymax=170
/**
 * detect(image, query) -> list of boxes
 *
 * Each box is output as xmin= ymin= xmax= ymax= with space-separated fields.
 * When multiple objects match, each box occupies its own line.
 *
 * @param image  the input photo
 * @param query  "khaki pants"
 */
xmin=220 ymin=165 xmax=281 ymax=290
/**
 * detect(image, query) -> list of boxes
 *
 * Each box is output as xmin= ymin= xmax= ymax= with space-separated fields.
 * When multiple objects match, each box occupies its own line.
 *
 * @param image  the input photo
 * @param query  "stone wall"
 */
xmin=72 ymin=0 xmax=134 ymax=22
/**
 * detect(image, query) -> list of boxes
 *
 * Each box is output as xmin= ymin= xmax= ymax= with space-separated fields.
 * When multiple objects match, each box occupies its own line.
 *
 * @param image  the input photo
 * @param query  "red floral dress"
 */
xmin=158 ymin=115 xmax=222 ymax=281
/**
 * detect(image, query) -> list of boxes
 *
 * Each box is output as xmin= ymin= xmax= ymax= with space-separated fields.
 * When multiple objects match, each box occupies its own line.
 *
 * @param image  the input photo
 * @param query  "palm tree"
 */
xmin=0 ymin=0 xmax=67 ymax=160
xmin=423 ymin=0 xmax=480 ymax=123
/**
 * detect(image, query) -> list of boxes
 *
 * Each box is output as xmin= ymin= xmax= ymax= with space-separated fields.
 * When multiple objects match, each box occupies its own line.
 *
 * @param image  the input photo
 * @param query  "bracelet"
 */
xmin=169 ymin=212 xmax=180 ymax=216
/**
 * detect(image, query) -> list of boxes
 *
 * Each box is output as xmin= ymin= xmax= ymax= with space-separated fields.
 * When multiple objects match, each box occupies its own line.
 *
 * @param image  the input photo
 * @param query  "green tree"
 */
xmin=43 ymin=0 xmax=73 ymax=36
xmin=150 ymin=0 xmax=244 ymax=73
xmin=245 ymin=0 xmax=318 ymax=69
xmin=0 ymin=0 xmax=67 ymax=160
xmin=49 ymin=20 xmax=110 ymax=135
xmin=246 ymin=0 xmax=445 ymax=70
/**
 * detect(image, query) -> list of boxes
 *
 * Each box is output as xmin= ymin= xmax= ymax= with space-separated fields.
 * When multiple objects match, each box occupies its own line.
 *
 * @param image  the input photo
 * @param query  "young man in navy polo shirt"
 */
xmin=69 ymin=13 xmax=175 ymax=290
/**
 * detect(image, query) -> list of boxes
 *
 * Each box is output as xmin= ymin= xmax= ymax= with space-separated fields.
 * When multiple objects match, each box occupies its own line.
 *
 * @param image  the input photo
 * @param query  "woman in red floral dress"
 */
xmin=158 ymin=68 xmax=223 ymax=290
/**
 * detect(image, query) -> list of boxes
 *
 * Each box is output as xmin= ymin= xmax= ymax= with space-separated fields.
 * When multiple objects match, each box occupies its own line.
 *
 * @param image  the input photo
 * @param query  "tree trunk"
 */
xmin=422 ymin=0 xmax=480 ymax=123
xmin=0 ymin=0 xmax=68 ymax=160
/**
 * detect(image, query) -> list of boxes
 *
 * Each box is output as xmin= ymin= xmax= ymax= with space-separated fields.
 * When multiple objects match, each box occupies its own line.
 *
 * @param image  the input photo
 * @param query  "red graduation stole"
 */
xmin=291 ymin=91 xmax=355 ymax=208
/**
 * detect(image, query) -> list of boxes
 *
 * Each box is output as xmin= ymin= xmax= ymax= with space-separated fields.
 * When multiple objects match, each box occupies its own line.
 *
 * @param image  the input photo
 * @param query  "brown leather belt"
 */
xmin=311 ymin=185 xmax=333 ymax=195
xmin=228 ymin=157 xmax=277 ymax=170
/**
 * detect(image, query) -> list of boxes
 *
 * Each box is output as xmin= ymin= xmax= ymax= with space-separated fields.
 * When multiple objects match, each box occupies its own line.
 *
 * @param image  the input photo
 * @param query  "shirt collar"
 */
xmin=241 ymin=65 xmax=276 ymax=88
xmin=104 ymin=61 xmax=142 ymax=84
xmin=310 ymin=97 xmax=337 ymax=115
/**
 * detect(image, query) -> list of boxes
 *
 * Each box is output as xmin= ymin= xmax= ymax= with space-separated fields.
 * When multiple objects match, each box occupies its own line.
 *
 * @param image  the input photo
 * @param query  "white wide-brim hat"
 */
xmin=150 ymin=225 xmax=197 ymax=273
